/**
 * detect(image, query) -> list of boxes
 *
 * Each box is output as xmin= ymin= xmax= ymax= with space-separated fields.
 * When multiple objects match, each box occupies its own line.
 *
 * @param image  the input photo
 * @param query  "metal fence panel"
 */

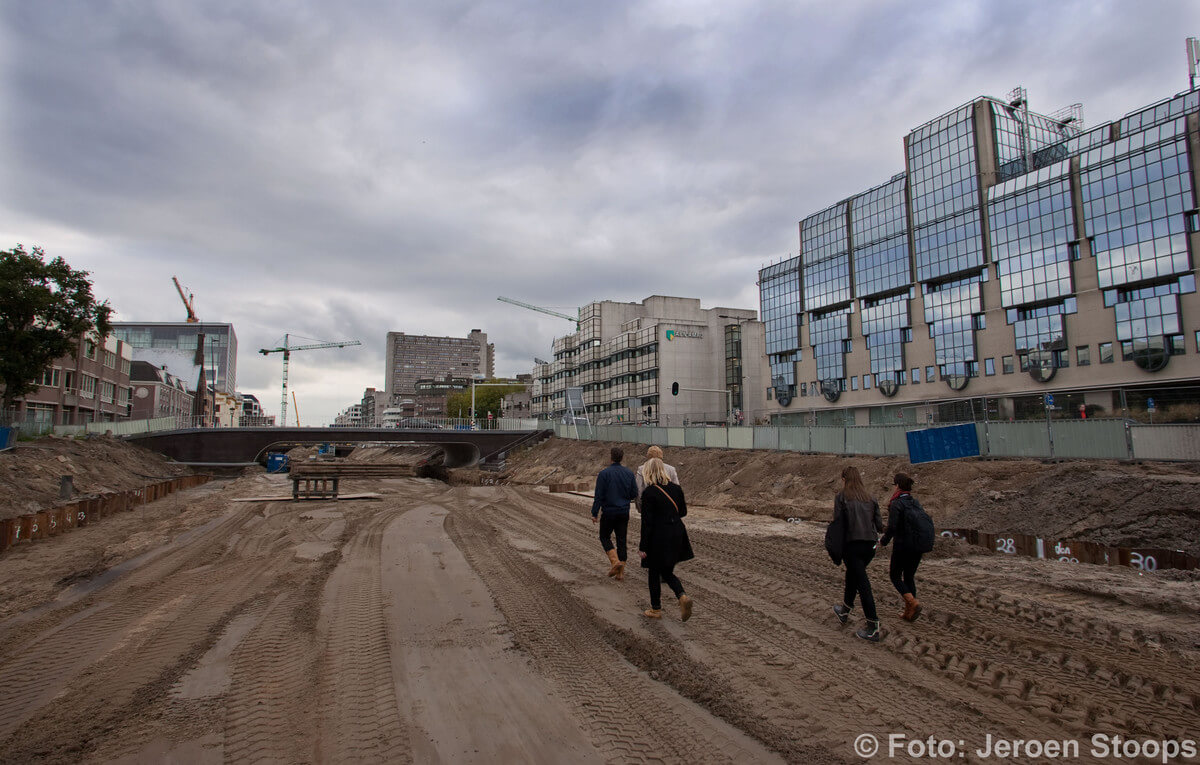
xmin=684 ymin=428 xmax=706 ymax=448
xmin=810 ymin=426 xmax=845 ymax=454
xmin=983 ymin=421 xmax=1051 ymax=458
xmin=703 ymin=428 xmax=729 ymax=449
xmin=1052 ymin=420 xmax=1131 ymax=459
xmin=651 ymin=427 xmax=669 ymax=447
xmin=778 ymin=427 xmax=810 ymax=451
xmin=881 ymin=425 xmax=912 ymax=456
xmin=753 ymin=427 xmax=780 ymax=450
xmin=728 ymin=427 xmax=754 ymax=449
xmin=845 ymin=427 xmax=885 ymax=455
xmin=666 ymin=427 xmax=686 ymax=447
xmin=621 ymin=426 xmax=640 ymax=444
xmin=1131 ymin=424 xmax=1200 ymax=461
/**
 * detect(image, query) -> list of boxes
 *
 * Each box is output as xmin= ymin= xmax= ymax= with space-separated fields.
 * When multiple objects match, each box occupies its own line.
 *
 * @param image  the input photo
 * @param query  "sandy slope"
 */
xmin=0 ymin=471 xmax=1196 ymax=763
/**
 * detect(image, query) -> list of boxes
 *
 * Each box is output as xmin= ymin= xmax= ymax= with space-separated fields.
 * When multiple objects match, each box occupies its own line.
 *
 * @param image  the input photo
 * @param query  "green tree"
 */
xmin=445 ymin=382 xmax=525 ymax=421
xmin=0 ymin=245 xmax=113 ymax=413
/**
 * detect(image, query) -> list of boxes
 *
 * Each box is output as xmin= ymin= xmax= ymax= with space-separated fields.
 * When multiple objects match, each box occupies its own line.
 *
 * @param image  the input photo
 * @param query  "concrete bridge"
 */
xmin=126 ymin=427 xmax=550 ymax=468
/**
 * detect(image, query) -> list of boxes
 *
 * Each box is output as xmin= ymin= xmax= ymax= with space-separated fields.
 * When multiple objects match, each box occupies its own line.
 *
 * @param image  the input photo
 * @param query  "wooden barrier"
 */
xmin=0 ymin=474 xmax=210 ymax=557
xmin=942 ymin=528 xmax=1198 ymax=571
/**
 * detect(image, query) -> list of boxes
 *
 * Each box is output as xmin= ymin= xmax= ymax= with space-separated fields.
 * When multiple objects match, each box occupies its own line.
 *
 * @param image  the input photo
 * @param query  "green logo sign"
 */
xmin=665 ymin=330 xmax=675 ymax=341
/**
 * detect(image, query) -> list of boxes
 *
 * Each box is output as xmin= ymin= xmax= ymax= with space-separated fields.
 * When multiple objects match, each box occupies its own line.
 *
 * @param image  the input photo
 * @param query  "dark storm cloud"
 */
xmin=3 ymin=0 xmax=1196 ymax=419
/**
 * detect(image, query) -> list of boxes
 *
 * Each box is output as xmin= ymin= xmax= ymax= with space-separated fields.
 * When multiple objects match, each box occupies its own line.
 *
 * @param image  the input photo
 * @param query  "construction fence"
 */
xmin=0 ymin=474 xmax=211 ymax=556
xmin=550 ymin=420 xmax=1200 ymax=462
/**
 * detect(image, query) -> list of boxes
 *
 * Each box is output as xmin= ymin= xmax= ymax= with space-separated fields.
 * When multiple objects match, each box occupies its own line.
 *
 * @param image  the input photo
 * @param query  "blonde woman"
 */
xmin=638 ymin=458 xmax=694 ymax=620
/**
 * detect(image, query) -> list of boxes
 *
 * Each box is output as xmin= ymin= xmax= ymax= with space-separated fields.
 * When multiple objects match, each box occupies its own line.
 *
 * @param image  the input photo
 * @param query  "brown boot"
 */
xmin=605 ymin=549 xmax=620 ymax=577
xmin=614 ymin=560 xmax=626 ymax=580
xmin=902 ymin=593 xmax=923 ymax=621
xmin=679 ymin=594 xmax=693 ymax=622
xmin=643 ymin=608 xmax=662 ymax=618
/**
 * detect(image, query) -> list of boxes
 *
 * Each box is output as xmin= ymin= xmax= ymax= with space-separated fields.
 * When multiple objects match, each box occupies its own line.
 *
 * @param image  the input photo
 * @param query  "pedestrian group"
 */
xmin=591 ymin=445 xmax=934 ymax=637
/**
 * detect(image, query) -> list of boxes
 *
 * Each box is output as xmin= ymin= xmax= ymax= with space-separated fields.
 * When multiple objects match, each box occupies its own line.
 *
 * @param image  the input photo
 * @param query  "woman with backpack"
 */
xmin=638 ymin=458 xmax=695 ymax=621
xmin=879 ymin=473 xmax=933 ymax=622
xmin=830 ymin=466 xmax=884 ymax=642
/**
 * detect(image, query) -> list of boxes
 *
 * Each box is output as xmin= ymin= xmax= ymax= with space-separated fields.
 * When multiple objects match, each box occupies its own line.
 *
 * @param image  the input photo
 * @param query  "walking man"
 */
xmin=592 ymin=447 xmax=638 ymax=580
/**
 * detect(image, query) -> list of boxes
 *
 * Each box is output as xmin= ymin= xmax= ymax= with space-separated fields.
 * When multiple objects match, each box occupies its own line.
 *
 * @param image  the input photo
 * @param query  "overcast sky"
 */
xmin=2 ymin=1 xmax=1196 ymax=423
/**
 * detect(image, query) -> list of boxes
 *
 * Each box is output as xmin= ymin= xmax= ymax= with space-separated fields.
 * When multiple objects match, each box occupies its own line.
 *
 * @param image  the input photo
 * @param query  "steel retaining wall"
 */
xmin=1129 ymin=424 xmax=1200 ymax=461
xmin=0 ymin=474 xmax=211 ymax=555
xmin=942 ymin=528 xmax=1197 ymax=571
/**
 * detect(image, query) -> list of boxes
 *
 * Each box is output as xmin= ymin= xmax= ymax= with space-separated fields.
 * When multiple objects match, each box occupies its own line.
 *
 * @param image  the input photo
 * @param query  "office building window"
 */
xmin=923 ymin=276 xmax=982 ymax=378
xmin=802 ymin=203 xmax=851 ymax=311
xmin=40 ymin=368 xmax=60 ymax=387
xmin=861 ymin=293 xmax=910 ymax=378
xmin=1077 ymin=346 xmax=1090 ymax=366
xmin=850 ymin=376 xmax=858 ymax=391
xmin=863 ymin=374 xmax=872 ymax=390
xmin=852 ymin=176 xmax=910 ymax=298
xmin=987 ymin=162 xmax=1076 ymax=308
xmin=984 ymin=358 xmax=996 ymax=376
xmin=911 ymin=367 xmax=920 ymax=384
xmin=1098 ymin=342 xmax=1114 ymax=364
xmin=1002 ymin=355 xmax=1014 ymax=374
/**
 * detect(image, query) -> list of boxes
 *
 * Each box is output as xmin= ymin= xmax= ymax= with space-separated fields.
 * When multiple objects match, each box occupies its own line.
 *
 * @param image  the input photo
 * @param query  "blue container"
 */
xmin=266 ymin=452 xmax=290 ymax=473
xmin=906 ymin=423 xmax=981 ymax=464
xmin=0 ymin=426 xmax=13 ymax=451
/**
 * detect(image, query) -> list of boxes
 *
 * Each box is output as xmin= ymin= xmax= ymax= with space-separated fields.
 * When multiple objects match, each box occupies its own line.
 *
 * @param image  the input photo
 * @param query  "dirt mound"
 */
xmin=502 ymin=438 xmax=1200 ymax=556
xmin=0 ymin=435 xmax=192 ymax=519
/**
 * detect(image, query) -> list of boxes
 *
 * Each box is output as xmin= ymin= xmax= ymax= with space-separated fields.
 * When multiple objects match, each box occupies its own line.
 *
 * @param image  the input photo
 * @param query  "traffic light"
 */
xmin=671 ymin=382 xmax=679 ymax=396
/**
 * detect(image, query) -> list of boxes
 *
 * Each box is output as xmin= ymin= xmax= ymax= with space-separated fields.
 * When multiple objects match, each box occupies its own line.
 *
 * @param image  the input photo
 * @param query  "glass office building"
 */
xmin=111 ymin=322 xmax=238 ymax=395
xmin=760 ymin=88 xmax=1200 ymax=422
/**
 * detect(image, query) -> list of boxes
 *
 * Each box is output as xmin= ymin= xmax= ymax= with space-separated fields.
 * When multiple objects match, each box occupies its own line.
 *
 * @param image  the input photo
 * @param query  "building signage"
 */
xmin=665 ymin=328 xmax=703 ymax=341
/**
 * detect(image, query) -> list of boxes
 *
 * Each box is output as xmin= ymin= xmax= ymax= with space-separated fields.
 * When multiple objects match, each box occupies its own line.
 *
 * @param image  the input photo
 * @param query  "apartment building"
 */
xmin=5 ymin=334 xmax=134 ymax=427
xmin=384 ymin=330 xmax=494 ymax=398
xmin=129 ymin=361 xmax=193 ymax=421
xmin=531 ymin=296 xmax=767 ymax=424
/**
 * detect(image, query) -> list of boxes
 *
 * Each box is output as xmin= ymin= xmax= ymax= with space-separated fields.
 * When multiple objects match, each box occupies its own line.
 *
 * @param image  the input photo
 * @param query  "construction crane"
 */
xmin=259 ymin=334 xmax=362 ymax=427
xmin=171 ymin=277 xmax=198 ymax=323
xmin=497 ymin=296 xmax=579 ymax=329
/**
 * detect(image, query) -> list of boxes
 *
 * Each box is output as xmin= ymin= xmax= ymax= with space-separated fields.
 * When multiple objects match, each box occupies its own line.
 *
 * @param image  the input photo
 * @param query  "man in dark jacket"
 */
xmin=880 ymin=473 xmax=925 ymax=621
xmin=592 ymin=447 xmax=638 ymax=580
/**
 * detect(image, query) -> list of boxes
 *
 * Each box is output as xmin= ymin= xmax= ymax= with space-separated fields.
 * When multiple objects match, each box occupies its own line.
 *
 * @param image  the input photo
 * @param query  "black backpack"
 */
xmin=900 ymin=495 xmax=935 ymax=553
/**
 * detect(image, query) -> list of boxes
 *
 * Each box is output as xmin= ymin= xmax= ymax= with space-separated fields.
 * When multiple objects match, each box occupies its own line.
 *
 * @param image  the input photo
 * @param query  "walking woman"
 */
xmin=638 ymin=458 xmax=694 ymax=621
xmin=831 ymin=465 xmax=884 ymax=641
xmin=880 ymin=473 xmax=932 ymax=621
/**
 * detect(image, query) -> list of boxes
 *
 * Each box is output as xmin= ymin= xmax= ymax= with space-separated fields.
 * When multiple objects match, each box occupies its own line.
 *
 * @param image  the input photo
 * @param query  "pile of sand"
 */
xmin=500 ymin=438 xmax=1200 ymax=556
xmin=0 ymin=435 xmax=192 ymax=519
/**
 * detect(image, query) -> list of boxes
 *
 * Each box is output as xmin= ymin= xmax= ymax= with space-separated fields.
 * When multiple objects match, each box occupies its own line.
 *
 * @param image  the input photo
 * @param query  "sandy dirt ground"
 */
xmin=0 ymin=464 xmax=1197 ymax=763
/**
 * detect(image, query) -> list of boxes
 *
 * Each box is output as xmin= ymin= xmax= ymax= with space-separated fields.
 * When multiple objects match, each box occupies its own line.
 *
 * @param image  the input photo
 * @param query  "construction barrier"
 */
xmin=941 ymin=528 xmax=1198 ymax=571
xmin=0 ymin=474 xmax=211 ymax=557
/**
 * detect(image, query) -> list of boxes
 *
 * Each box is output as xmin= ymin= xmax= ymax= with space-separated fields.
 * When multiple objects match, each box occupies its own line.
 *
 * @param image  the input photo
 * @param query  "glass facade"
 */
xmin=759 ymin=256 xmax=802 ymax=397
xmin=112 ymin=322 xmax=238 ymax=394
xmin=761 ymin=87 xmax=1200 ymax=411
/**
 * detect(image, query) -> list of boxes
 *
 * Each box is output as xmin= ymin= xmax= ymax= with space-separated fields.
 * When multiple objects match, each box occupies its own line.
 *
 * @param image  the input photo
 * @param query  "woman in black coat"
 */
xmin=638 ymin=458 xmax=695 ymax=621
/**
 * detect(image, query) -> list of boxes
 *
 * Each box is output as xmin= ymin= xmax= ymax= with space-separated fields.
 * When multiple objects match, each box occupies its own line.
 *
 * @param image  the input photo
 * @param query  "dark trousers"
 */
xmin=598 ymin=514 xmax=629 ymax=561
xmin=842 ymin=540 xmax=878 ymax=622
xmin=648 ymin=567 xmax=684 ymax=610
xmin=889 ymin=550 xmax=922 ymax=597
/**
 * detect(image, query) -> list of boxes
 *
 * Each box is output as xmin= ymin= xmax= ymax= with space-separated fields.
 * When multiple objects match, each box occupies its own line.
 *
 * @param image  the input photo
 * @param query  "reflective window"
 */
xmin=801 ymin=203 xmax=851 ymax=311
xmin=984 ymin=358 xmax=996 ymax=375
xmin=1118 ymin=90 xmax=1200 ymax=136
xmin=907 ymin=105 xmax=978 ymax=228
xmin=1002 ymin=355 xmax=1014 ymax=374
xmin=1012 ymin=303 xmax=1069 ymax=367
xmin=913 ymin=210 xmax=984 ymax=283
xmin=852 ymin=176 xmax=910 ymax=297
xmin=925 ymin=365 xmax=936 ymax=382
xmin=760 ymin=256 xmax=802 ymax=396
xmin=923 ymin=275 xmax=983 ymax=376
xmin=863 ymin=374 xmax=872 ymax=390
xmin=1099 ymin=342 xmax=1114 ymax=363
xmin=1113 ymin=284 xmax=1182 ymax=354
xmin=911 ymin=367 xmax=920 ymax=384
xmin=1077 ymin=346 xmax=1090 ymax=366
xmin=809 ymin=307 xmax=852 ymax=385
xmin=1080 ymin=118 xmax=1194 ymax=290
xmin=860 ymin=294 xmax=910 ymax=375
xmin=988 ymin=160 xmax=1076 ymax=308
xmin=991 ymin=101 xmax=1081 ymax=182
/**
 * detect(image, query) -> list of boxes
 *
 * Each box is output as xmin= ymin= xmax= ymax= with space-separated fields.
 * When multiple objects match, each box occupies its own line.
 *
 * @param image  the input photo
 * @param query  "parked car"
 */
xmin=392 ymin=417 xmax=443 ymax=429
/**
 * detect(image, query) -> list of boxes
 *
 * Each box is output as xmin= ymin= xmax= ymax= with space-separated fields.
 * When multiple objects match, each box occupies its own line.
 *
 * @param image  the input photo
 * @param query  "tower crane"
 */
xmin=259 ymin=334 xmax=362 ymax=426
xmin=172 ymin=277 xmax=199 ymax=323
xmin=496 ymin=296 xmax=580 ymax=329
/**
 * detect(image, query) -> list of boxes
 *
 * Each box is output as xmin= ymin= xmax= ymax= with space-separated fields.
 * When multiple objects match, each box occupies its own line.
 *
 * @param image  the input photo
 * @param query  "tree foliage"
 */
xmin=0 ymin=245 xmax=113 ymax=410
xmin=445 ymin=383 xmax=525 ymax=420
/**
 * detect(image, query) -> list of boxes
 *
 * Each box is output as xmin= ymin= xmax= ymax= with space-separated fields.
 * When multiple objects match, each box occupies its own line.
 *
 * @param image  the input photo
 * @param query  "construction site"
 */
xmin=0 ymin=432 xmax=1196 ymax=764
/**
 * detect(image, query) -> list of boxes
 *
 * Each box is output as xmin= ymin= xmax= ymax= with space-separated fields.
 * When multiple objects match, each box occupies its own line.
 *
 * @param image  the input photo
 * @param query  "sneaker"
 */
xmin=833 ymin=603 xmax=851 ymax=624
xmin=643 ymin=608 xmax=662 ymax=619
xmin=855 ymin=621 xmax=881 ymax=642
xmin=679 ymin=594 xmax=693 ymax=622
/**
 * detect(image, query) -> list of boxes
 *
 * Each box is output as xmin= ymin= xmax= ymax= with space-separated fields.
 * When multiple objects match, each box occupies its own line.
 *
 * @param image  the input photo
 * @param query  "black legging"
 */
xmin=648 ymin=567 xmax=684 ymax=610
xmin=598 ymin=514 xmax=628 ymax=561
xmin=889 ymin=550 xmax=922 ymax=597
xmin=843 ymin=540 xmax=878 ymax=621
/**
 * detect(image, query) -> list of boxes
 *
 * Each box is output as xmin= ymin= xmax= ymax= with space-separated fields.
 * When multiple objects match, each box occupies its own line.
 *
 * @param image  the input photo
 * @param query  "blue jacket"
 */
xmin=591 ymin=463 xmax=638 ymax=517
